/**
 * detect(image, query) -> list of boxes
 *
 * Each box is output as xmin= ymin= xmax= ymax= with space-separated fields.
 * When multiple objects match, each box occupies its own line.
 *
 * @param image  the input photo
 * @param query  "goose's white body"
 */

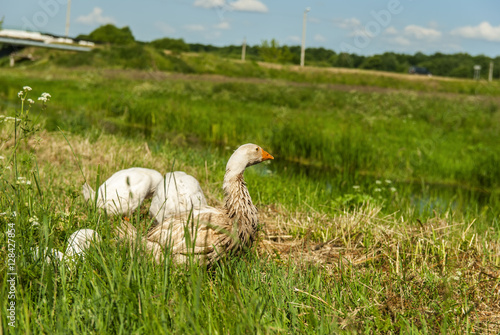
xmin=65 ymin=229 xmax=101 ymax=259
xmin=149 ymin=171 xmax=208 ymax=223
xmin=83 ymin=168 xmax=163 ymax=215
xmin=117 ymin=143 xmax=274 ymax=265
xmin=30 ymin=229 xmax=101 ymax=265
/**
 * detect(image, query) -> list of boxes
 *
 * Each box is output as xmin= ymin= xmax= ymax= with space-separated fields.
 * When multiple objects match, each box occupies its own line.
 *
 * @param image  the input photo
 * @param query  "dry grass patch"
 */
xmin=259 ymin=203 xmax=500 ymax=332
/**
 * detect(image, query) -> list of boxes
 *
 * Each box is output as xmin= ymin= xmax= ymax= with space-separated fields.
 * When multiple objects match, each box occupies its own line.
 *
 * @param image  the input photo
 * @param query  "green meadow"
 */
xmin=0 ymin=53 xmax=499 ymax=333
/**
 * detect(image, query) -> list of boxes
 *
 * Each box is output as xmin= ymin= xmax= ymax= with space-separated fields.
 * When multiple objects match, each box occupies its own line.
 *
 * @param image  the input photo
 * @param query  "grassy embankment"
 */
xmin=0 ymin=55 xmax=499 ymax=333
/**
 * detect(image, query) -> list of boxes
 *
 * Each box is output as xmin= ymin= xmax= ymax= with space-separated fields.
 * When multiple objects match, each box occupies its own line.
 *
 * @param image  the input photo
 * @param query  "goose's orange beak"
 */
xmin=261 ymin=149 xmax=274 ymax=161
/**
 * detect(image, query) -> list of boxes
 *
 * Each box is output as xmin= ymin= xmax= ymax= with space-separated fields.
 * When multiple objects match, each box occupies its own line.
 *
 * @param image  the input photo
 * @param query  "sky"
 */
xmin=2 ymin=0 xmax=500 ymax=57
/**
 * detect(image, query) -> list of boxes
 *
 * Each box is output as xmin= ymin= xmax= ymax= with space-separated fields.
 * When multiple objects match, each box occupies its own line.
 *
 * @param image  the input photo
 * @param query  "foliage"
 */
xmin=258 ymin=39 xmax=293 ymax=64
xmin=77 ymin=24 xmax=135 ymax=45
xmin=150 ymin=37 xmax=189 ymax=53
xmin=50 ymin=24 xmax=500 ymax=79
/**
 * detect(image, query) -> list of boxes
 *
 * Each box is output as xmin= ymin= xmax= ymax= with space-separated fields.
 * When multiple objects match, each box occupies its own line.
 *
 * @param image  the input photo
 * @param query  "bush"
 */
xmin=77 ymin=24 xmax=135 ymax=45
xmin=150 ymin=37 xmax=189 ymax=53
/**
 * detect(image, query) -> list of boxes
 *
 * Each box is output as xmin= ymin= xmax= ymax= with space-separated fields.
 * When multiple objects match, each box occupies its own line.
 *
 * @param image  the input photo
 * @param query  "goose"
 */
xmin=30 ymin=229 xmax=101 ymax=264
xmin=117 ymin=143 xmax=274 ymax=265
xmin=65 ymin=229 xmax=101 ymax=259
xmin=149 ymin=171 xmax=208 ymax=223
xmin=83 ymin=168 xmax=163 ymax=215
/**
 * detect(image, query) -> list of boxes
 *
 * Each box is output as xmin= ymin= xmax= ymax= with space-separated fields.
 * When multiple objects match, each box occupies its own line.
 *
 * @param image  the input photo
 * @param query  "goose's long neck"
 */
xmin=223 ymin=168 xmax=258 ymax=247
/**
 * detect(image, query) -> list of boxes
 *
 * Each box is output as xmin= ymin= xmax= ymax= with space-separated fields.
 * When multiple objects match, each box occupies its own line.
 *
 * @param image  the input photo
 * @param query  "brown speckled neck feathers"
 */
xmin=223 ymin=171 xmax=258 ymax=250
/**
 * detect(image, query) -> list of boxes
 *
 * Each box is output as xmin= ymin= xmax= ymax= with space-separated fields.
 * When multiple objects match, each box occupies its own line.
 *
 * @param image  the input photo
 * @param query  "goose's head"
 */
xmin=226 ymin=143 xmax=274 ymax=176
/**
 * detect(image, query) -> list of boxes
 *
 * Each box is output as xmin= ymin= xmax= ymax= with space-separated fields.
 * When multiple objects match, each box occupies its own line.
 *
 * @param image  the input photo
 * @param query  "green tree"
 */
xmin=258 ymin=39 xmax=293 ymax=64
xmin=77 ymin=24 xmax=135 ymax=45
xmin=360 ymin=55 xmax=383 ymax=70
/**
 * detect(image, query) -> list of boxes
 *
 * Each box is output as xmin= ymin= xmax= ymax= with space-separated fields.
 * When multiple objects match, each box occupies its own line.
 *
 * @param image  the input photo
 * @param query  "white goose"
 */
xmin=65 ymin=229 xmax=101 ymax=259
xmin=83 ymin=168 xmax=163 ymax=215
xmin=117 ymin=143 xmax=274 ymax=265
xmin=149 ymin=171 xmax=208 ymax=223
xmin=31 ymin=229 xmax=101 ymax=264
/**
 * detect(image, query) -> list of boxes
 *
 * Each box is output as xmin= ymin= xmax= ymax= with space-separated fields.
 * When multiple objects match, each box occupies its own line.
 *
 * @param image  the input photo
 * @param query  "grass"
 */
xmin=0 ymin=56 xmax=500 ymax=333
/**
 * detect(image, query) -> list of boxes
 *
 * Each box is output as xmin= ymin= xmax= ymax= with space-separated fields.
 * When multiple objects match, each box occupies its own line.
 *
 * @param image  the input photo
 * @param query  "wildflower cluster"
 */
xmin=38 ymin=92 xmax=51 ymax=103
xmin=1 ymin=86 xmax=51 ymax=192
xmin=334 ymin=179 xmax=399 ymax=209
xmin=11 ymin=86 xmax=51 ymax=139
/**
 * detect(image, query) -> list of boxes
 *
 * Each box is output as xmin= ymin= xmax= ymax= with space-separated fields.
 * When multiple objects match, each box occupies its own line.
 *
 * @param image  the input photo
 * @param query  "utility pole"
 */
xmin=473 ymin=65 xmax=481 ymax=80
xmin=489 ymin=61 xmax=493 ymax=82
xmin=65 ymin=0 xmax=72 ymax=37
xmin=242 ymin=37 xmax=246 ymax=61
xmin=300 ymin=7 xmax=310 ymax=67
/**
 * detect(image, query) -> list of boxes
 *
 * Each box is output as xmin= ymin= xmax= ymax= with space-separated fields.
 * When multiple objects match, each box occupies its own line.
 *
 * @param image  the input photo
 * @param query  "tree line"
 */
xmin=77 ymin=24 xmax=500 ymax=80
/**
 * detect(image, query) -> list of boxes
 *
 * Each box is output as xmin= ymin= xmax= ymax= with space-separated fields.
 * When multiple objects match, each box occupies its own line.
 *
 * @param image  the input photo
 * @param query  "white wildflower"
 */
xmin=390 ymin=187 xmax=397 ymax=192
xmin=23 ymin=86 xmax=32 ymax=91
xmin=352 ymin=185 xmax=360 ymax=190
xmin=5 ymin=116 xmax=21 ymax=122
xmin=375 ymin=180 xmax=382 ymax=185
xmin=18 ymin=91 xmax=24 ymax=98
xmin=385 ymin=179 xmax=392 ymax=184
xmin=0 ymin=115 xmax=4 ymax=119
xmin=29 ymin=216 xmax=39 ymax=223
xmin=374 ymin=188 xmax=382 ymax=192
xmin=16 ymin=176 xmax=30 ymax=185
xmin=27 ymin=98 xmax=35 ymax=104
xmin=0 ymin=156 xmax=4 ymax=160
xmin=41 ymin=92 xmax=51 ymax=98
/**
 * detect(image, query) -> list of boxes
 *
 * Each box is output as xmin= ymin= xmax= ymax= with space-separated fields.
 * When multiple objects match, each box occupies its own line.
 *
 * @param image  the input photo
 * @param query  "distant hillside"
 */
xmin=3 ymin=23 xmax=500 ymax=80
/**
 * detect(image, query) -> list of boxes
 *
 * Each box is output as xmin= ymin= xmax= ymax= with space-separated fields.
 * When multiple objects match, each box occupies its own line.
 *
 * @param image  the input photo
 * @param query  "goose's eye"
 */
xmin=255 ymin=147 xmax=259 ymax=151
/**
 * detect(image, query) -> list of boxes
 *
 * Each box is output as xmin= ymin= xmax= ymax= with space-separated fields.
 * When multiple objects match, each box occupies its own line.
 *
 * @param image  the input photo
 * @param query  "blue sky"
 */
xmin=2 ymin=0 xmax=500 ymax=56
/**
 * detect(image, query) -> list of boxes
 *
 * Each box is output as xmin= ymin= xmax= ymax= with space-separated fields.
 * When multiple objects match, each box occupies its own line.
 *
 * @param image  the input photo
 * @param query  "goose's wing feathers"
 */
xmin=150 ymin=171 xmax=207 ymax=223
xmin=96 ymin=168 xmax=162 ymax=215
xmin=147 ymin=206 xmax=232 ymax=264
xmin=65 ymin=229 xmax=101 ymax=258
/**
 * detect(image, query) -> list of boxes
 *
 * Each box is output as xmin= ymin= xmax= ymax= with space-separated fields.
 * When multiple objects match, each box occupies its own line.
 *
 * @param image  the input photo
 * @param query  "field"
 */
xmin=1 ymin=54 xmax=500 ymax=333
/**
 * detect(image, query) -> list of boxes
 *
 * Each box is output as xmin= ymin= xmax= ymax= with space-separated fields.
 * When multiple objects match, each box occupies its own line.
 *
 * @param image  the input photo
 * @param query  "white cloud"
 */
xmin=184 ymin=24 xmax=206 ymax=31
xmin=349 ymin=29 xmax=375 ymax=38
xmin=230 ymin=0 xmax=268 ymax=13
xmin=314 ymin=34 xmax=326 ymax=42
xmin=391 ymin=36 xmax=410 ymax=46
xmin=155 ymin=22 xmax=175 ymax=35
xmin=334 ymin=18 xmax=361 ymax=30
xmin=194 ymin=0 xmax=225 ymax=8
xmin=287 ymin=35 xmax=301 ymax=43
xmin=451 ymin=21 xmax=500 ymax=42
xmin=404 ymin=25 xmax=441 ymax=40
xmin=76 ymin=7 xmax=116 ymax=25
xmin=193 ymin=0 xmax=268 ymax=13
xmin=214 ymin=21 xmax=230 ymax=29
xmin=384 ymin=26 xmax=398 ymax=35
